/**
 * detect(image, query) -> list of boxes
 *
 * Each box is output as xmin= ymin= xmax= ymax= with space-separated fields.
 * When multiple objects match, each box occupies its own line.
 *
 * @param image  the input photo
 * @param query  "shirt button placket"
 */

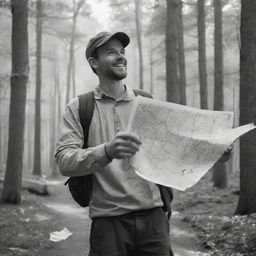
xmin=113 ymin=102 xmax=121 ymax=134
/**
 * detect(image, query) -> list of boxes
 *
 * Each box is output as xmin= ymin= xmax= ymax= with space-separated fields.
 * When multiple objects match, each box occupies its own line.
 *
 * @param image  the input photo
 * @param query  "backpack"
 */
xmin=65 ymin=89 xmax=173 ymax=219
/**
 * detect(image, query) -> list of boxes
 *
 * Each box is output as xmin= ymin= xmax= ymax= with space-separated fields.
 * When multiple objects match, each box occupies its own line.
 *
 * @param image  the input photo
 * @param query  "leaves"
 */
xmin=0 ymin=0 xmax=10 ymax=9
xmin=173 ymin=172 xmax=256 ymax=255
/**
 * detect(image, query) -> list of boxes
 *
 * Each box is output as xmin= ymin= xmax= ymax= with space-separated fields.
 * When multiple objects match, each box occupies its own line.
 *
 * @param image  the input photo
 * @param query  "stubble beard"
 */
xmin=107 ymin=66 xmax=127 ymax=80
xmin=111 ymin=71 xmax=127 ymax=80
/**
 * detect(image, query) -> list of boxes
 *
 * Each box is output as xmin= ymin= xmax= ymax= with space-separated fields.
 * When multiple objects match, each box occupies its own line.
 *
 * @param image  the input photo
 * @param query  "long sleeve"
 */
xmin=55 ymin=97 xmax=111 ymax=177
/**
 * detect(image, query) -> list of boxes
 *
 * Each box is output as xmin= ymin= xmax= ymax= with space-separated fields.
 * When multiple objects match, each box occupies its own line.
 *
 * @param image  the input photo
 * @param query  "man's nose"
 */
xmin=116 ymin=53 xmax=126 ymax=61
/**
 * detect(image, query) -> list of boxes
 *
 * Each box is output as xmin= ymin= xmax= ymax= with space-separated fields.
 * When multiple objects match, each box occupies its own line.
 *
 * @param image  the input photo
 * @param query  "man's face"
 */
xmin=94 ymin=38 xmax=127 ymax=80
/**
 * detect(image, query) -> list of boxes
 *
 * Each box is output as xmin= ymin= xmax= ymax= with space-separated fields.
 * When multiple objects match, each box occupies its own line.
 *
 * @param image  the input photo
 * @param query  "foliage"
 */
xmin=222 ymin=0 xmax=240 ymax=49
xmin=28 ymin=0 xmax=90 ymax=44
xmin=0 ymin=0 xmax=9 ymax=8
xmin=0 ymin=8 xmax=11 ymax=95
xmin=0 ymin=190 xmax=53 ymax=255
xmin=146 ymin=3 xmax=165 ymax=36
xmin=173 ymin=172 xmax=256 ymax=255
xmin=106 ymin=0 xmax=136 ymax=35
xmin=106 ymin=0 xmax=153 ymax=37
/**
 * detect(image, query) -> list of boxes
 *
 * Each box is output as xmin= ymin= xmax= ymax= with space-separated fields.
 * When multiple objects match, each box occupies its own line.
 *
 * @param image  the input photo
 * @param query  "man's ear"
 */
xmin=88 ymin=57 xmax=98 ymax=70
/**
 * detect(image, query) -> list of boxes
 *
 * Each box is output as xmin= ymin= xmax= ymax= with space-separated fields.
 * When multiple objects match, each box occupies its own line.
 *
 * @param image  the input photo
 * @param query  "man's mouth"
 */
xmin=113 ymin=64 xmax=126 ymax=67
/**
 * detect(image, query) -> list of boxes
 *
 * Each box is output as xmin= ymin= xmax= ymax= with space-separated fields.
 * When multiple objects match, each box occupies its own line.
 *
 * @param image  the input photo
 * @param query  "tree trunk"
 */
xmin=213 ymin=0 xmax=227 ymax=188
xmin=177 ymin=0 xmax=186 ymax=105
xmin=72 ymin=52 xmax=76 ymax=98
xmin=65 ymin=19 xmax=75 ymax=105
xmin=33 ymin=0 xmax=43 ymax=176
xmin=1 ymin=0 xmax=28 ymax=204
xmin=197 ymin=0 xmax=208 ymax=110
xmin=149 ymin=38 xmax=154 ymax=95
xmin=2 ymin=116 xmax=8 ymax=168
xmin=235 ymin=0 xmax=256 ymax=215
xmin=213 ymin=0 xmax=224 ymax=111
xmin=27 ymin=109 xmax=33 ymax=172
xmin=57 ymin=71 xmax=62 ymax=128
xmin=166 ymin=0 xmax=180 ymax=103
xmin=0 ymin=97 xmax=2 ymax=168
xmin=134 ymin=0 xmax=144 ymax=90
xmin=232 ymin=82 xmax=240 ymax=174
xmin=66 ymin=0 xmax=83 ymax=105
xmin=49 ymin=65 xmax=58 ymax=178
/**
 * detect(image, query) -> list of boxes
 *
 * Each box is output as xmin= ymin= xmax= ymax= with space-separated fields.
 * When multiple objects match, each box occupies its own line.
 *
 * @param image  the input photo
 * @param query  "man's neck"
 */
xmin=98 ymin=77 xmax=125 ymax=100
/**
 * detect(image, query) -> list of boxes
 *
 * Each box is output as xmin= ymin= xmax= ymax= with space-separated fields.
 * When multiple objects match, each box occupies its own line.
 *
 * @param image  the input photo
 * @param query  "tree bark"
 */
xmin=72 ymin=53 xmax=76 ymax=98
xmin=166 ymin=0 xmax=180 ymax=103
xmin=177 ymin=0 xmax=186 ymax=105
xmin=49 ymin=64 xmax=59 ymax=178
xmin=232 ymin=82 xmax=240 ymax=175
xmin=57 ymin=72 xmax=62 ymax=128
xmin=1 ymin=0 xmax=28 ymax=204
xmin=197 ymin=0 xmax=208 ymax=109
xmin=26 ymin=109 xmax=34 ymax=172
xmin=213 ymin=0 xmax=227 ymax=188
xmin=213 ymin=0 xmax=224 ymax=111
xmin=235 ymin=0 xmax=256 ymax=215
xmin=134 ymin=0 xmax=144 ymax=90
xmin=66 ymin=18 xmax=75 ymax=105
xmin=149 ymin=38 xmax=154 ymax=95
xmin=66 ymin=0 xmax=83 ymax=105
xmin=0 ymin=97 xmax=2 ymax=168
xmin=33 ymin=0 xmax=43 ymax=176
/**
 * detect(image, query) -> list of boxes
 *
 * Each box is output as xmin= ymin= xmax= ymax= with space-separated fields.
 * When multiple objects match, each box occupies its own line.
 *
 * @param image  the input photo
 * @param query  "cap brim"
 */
xmin=86 ymin=32 xmax=130 ymax=60
xmin=96 ymin=32 xmax=130 ymax=50
xmin=110 ymin=32 xmax=130 ymax=48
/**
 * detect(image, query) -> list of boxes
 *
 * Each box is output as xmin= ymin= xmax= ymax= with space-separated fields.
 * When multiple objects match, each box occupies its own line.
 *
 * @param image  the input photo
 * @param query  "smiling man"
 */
xmin=86 ymin=32 xmax=128 ymax=82
xmin=55 ymin=32 xmax=173 ymax=256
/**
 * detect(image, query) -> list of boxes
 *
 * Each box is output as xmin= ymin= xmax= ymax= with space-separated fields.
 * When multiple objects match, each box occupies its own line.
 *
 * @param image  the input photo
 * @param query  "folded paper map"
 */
xmin=127 ymin=96 xmax=256 ymax=191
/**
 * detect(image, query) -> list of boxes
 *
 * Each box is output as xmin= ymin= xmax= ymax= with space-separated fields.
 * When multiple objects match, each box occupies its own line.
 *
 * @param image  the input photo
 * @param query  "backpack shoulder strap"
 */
xmin=157 ymin=185 xmax=173 ymax=219
xmin=133 ymin=89 xmax=153 ymax=98
xmin=78 ymin=91 xmax=95 ymax=148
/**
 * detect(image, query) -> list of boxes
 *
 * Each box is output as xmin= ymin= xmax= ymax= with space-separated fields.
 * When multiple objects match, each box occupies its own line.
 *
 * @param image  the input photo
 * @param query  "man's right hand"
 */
xmin=105 ymin=132 xmax=142 ymax=160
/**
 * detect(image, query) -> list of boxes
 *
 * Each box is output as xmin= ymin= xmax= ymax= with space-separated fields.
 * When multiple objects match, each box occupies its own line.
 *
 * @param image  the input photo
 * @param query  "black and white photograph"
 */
xmin=0 ymin=0 xmax=256 ymax=255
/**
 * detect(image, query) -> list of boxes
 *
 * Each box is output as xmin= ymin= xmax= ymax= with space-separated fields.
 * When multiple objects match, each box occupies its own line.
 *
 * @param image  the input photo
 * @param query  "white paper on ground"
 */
xmin=50 ymin=227 xmax=72 ymax=242
xmin=127 ymin=96 xmax=256 ymax=191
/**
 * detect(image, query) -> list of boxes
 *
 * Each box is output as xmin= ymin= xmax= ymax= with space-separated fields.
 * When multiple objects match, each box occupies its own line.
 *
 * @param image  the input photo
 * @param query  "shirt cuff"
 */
xmin=94 ymin=143 xmax=113 ymax=167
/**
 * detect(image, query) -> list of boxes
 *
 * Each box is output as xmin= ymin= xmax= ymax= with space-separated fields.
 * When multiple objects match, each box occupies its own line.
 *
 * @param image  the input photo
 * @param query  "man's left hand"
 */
xmin=219 ymin=145 xmax=233 ymax=163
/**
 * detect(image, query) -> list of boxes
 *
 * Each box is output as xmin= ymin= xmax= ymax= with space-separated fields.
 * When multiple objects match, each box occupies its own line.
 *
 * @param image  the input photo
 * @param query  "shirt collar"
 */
xmin=94 ymin=85 xmax=135 ymax=102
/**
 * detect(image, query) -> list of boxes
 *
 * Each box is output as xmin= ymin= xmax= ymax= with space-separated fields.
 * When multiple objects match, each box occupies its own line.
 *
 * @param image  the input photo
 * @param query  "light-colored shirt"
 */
xmin=55 ymin=86 xmax=163 ymax=218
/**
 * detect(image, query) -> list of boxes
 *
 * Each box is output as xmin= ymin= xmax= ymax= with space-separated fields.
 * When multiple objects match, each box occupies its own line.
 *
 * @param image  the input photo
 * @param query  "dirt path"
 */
xmin=42 ymin=179 xmax=207 ymax=256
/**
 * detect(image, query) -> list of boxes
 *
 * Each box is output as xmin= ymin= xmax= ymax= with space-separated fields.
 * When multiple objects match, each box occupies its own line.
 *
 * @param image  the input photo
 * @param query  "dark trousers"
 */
xmin=89 ymin=207 xmax=173 ymax=256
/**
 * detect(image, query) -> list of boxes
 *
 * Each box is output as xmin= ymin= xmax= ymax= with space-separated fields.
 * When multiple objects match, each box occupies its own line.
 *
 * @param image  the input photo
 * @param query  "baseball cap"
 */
xmin=85 ymin=31 xmax=130 ymax=60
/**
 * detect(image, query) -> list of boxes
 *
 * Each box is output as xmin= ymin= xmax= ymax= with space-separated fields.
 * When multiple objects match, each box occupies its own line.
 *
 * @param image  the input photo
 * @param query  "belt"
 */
xmin=125 ymin=207 xmax=160 ymax=216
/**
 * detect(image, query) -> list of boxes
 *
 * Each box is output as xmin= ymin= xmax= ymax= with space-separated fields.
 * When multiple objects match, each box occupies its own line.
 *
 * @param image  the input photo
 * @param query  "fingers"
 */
xmin=112 ymin=141 xmax=140 ymax=159
xmin=116 ymin=132 xmax=142 ymax=145
xmin=115 ymin=145 xmax=139 ymax=154
xmin=116 ymin=151 xmax=136 ymax=159
xmin=106 ymin=132 xmax=142 ymax=160
xmin=115 ymin=140 xmax=140 ymax=151
xmin=224 ymin=145 xmax=233 ymax=155
xmin=219 ymin=145 xmax=233 ymax=162
xmin=107 ymin=144 xmax=139 ymax=159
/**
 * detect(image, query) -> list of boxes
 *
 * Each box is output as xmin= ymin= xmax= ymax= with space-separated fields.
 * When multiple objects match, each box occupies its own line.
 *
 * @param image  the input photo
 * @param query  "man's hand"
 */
xmin=105 ymin=132 xmax=142 ymax=160
xmin=219 ymin=145 xmax=233 ymax=163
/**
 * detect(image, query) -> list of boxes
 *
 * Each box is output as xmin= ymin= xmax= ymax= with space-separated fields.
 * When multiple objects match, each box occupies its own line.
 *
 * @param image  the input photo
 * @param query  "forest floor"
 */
xmin=173 ymin=171 xmax=256 ymax=256
xmin=0 ymin=170 xmax=256 ymax=256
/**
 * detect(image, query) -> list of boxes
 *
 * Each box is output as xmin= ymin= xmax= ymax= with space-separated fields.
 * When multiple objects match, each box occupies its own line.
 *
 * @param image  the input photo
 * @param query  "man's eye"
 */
xmin=107 ymin=50 xmax=125 ymax=55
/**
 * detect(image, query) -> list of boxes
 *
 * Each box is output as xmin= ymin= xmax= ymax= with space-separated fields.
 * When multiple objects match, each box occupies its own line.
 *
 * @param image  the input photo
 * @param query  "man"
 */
xmin=55 ymin=31 xmax=231 ymax=256
xmin=55 ymin=31 xmax=171 ymax=256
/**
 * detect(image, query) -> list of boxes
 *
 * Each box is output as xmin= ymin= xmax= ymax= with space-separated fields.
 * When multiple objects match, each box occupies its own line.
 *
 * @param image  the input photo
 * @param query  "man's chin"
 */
xmin=112 ymin=72 xmax=127 ymax=80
